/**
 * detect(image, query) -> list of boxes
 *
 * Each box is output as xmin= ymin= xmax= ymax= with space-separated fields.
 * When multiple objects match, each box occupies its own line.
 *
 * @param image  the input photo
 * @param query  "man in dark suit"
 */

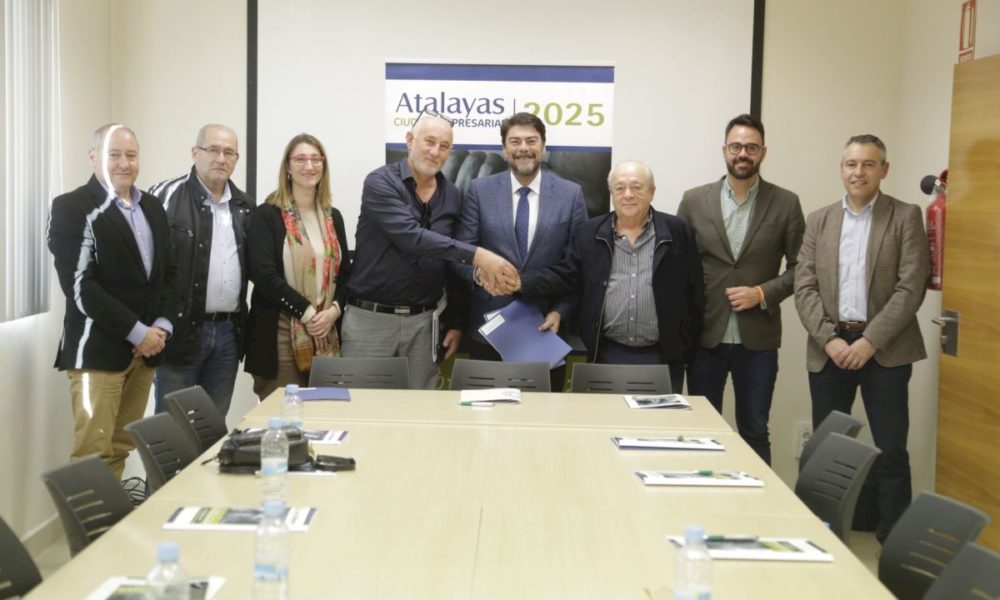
xmin=678 ymin=114 xmax=805 ymax=464
xmin=795 ymin=134 xmax=929 ymax=542
xmin=48 ymin=124 xmax=176 ymax=478
xmin=454 ymin=112 xmax=588 ymax=389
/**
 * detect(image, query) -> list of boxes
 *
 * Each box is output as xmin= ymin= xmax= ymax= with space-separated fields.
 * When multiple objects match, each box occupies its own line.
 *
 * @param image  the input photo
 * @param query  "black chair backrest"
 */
xmin=794 ymin=433 xmax=881 ymax=541
xmin=165 ymin=385 xmax=228 ymax=452
xmin=570 ymin=362 xmax=672 ymax=394
xmin=924 ymin=542 xmax=1000 ymax=600
xmin=449 ymin=359 xmax=551 ymax=392
xmin=0 ymin=516 xmax=42 ymax=598
xmin=879 ymin=491 xmax=991 ymax=600
xmin=799 ymin=410 xmax=864 ymax=472
xmin=309 ymin=356 xmax=410 ymax=389
xmin=125 ymin=413 xmax=198 ymax=494
xmin=40 ymin=455 xmax=134 ymax=556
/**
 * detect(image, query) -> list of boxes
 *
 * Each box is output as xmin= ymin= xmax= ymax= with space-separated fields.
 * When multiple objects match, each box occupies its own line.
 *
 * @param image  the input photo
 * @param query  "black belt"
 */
xmin=347 ymin=297 xmax=436 ymax=316
xmin=838 ymin=321 xmax=866 ymax=333
xmin=205 ymin=312 xmax=238 ymax=322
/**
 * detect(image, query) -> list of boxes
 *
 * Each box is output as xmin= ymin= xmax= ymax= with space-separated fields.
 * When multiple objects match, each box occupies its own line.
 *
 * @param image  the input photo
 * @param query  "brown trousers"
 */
xmin=67 ymin=355 xmax=153 ymax=478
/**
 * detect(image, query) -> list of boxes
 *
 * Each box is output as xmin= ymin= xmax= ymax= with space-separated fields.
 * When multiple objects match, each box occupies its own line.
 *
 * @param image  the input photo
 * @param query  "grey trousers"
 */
xmin=340 ymin=305 xmax=439 ymax=389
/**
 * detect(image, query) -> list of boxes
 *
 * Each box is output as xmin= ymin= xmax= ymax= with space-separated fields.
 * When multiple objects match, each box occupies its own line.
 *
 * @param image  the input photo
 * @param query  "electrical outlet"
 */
xmin=793 ymin=420 xmax=812 ymax=459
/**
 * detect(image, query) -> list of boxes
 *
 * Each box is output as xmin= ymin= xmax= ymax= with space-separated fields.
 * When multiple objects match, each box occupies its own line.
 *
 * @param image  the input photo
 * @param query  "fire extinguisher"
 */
xmin=920 ymin=169 xmax=947 ymax=291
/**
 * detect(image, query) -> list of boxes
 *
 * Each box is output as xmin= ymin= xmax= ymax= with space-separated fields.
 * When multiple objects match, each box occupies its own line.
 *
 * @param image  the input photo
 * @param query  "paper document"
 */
xmin=164 ymin=506 xmax=316 ymax=532
xmin=478 ymin=299 xmax=571 ymax=368
xmin=297 ymin=386 xmax=351 ymax=401
xmin=623 ymin=394 xmax=691 ymax=409
xmin=460 ymin=388 xmax=522 ymax=406
xmin=667 ymin=535 xmax=833 ymax=562
xmin=636 ymin=470 xmax=762 ymax=487
xmin=86 ymin=576 xmax=225 ymax=600
xmin=612 ymin=436 xmax=725 ymax=451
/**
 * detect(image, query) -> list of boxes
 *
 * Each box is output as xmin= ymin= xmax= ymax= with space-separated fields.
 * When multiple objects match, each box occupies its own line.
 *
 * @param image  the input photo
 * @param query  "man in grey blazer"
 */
xmin=795 ymin=134 xmax=929 ymax=543
xmin=678 ymin=114 xmax=805 ymax=464
xmin=455 ymin=112 xmax=588 ymax=389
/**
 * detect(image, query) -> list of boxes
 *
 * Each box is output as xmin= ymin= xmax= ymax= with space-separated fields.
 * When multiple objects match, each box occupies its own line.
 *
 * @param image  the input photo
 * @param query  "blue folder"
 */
xmin=477 ymin=300 xmax=571 ymax=368
xmin=297 ymin=387 xmax=351 ymax=401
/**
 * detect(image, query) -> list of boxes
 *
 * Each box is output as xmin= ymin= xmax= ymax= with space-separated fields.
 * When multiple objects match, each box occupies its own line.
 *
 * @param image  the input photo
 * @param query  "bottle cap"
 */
xmin=157 ymin=541 xmax=180 ymax=562
xmin=268 ymin=416 xmax=284 ymax=429
xmin=262 ymin=500 xmax=286 ymax=517
xmin=285 ymin=384 xmax=300 ymax=394
xmin=684 ymin=524 xmax=705 ymax=545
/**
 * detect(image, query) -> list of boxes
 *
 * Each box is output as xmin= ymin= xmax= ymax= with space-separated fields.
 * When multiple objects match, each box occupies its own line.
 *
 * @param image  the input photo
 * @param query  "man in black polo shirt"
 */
xmin=341 ymin=111 xmax=515 ymax=389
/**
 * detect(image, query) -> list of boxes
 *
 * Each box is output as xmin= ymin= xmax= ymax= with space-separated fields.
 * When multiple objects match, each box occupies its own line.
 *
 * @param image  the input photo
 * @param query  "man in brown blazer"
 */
xmin=679 ymin=114 xmax=805 ymax=465
xmin=795 ymin=134 xmax=929 ymax=543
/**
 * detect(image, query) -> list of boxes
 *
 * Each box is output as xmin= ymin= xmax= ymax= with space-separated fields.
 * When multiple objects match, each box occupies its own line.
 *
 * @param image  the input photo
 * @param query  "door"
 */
xmin=936 ymin=52 xmax=1000 ymax=549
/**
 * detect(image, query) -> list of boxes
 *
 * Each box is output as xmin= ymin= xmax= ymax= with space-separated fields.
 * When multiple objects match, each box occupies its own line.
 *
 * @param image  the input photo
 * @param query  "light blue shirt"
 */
xmin=838 ymin=194 xmax=878 ymax=322
xmin=720 ymin=177 xmax=760 ymax=344
xmin=197 ymin=176 xmax=241 ymax=313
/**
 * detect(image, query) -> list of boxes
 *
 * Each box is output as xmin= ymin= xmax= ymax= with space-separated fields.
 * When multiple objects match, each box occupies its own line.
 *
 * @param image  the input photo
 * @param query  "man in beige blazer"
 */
xmin=795 ymin=134 xmax=929 ymax=543
xmin=679 ymin=114 xmax=805 ymax=465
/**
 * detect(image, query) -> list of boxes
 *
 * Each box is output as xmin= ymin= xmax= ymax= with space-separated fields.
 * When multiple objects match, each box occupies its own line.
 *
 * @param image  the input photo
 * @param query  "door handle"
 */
xmin=933 ymin=310 xmax=959 ymax=356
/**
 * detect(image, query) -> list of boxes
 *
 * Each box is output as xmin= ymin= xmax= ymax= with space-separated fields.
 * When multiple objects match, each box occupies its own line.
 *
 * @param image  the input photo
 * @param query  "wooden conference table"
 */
xmin=28 ymin=390 xmax=892 ymax=599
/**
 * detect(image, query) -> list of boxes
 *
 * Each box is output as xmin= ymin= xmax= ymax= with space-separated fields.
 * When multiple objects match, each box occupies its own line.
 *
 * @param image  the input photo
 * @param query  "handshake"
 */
xmin=473 ymin=248 xmax=521 ymax=297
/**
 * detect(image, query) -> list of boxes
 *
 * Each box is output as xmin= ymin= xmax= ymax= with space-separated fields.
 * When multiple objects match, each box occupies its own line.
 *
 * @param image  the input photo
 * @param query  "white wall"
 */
xmin=0 ymin=0 xmax=110 ymax=541
xmin=7 ymin=0 xmax=999 ymax=542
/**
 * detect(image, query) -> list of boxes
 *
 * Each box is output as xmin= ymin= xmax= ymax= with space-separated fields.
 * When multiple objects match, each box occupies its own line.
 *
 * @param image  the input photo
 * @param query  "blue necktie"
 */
xmin=515 ymin=186 xmax=530 ymax=261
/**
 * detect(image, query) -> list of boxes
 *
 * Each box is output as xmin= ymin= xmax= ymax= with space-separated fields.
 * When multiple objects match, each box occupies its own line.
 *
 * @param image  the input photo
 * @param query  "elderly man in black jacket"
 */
xmin=149 ymin=124 xmax=255 ymax=417
xmin=516 ymin=160 xmax=704 ymax=393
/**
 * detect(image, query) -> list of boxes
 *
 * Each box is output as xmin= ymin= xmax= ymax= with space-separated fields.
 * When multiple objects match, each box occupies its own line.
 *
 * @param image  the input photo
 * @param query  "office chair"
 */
xmin=799 ymin=410 xmax=864 ymax=472
xmin=794 ymin=433 xmax=881 ymax=541
xmin=879 ymin=491 xmax=991 ymax=600
xmin=165 ymin=385 xmax=228 ymax=453
xmin=309 ymin=356 xmax=410 ymax=389
xmin=570 ymin=362 xmax=672 ymax=394
xmin=0 ymin=516 xmax=42 ymax=598
xmin=450 ymin=359 xmax=551 ymax=392
xmin=40 ymin=455 xmax=134 ymax=556
xmin=125 ymin=413 xmax=198 ymax=494
xmin=924 ymin=542 xmax=1000 ymax=600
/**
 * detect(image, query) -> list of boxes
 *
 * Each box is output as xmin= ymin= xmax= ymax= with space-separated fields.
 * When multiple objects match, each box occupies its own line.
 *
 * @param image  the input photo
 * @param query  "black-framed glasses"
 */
xmin=725 ymin=143 xmax=763 ymax=156
xmin=196 ymin=145 xmax=239 ymax=160
xmin=413 ymin=107 xmax=454 ymax=129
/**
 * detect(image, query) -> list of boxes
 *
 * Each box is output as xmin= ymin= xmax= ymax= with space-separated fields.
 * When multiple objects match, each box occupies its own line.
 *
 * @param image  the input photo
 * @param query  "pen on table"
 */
xmin=706 ymin=534 xmax=758 ymax=543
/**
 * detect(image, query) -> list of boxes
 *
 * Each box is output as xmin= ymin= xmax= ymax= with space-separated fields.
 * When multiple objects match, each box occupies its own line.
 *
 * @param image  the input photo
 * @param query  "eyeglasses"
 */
xmin=611 ymin=182 xmax=649 ymax=195
xmin=197 ymin=146 xmax=239 ymax=160
xmin=290 ymin=155 xmax=325 ymax=167
xmin=413 ymin=108 xmax=454 ymax=129
xmin=726 ymin=143 xmax=763 ymax=156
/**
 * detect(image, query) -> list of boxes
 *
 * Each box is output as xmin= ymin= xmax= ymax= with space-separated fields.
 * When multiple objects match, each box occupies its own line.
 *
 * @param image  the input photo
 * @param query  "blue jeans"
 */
xmin=154 ymin=320 xmax=239 ymax=417
xmin=808 ymin=331 xmax=912 ymax=543
xmin=687 ymin=344 xmax=778 ymax=464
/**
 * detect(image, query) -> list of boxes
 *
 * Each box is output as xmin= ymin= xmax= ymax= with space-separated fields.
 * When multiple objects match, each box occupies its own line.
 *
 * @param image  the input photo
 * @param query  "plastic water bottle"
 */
xmin=253 ymin=500 xmax=290 ymax=600
xmin=146 ymin=541 xmax=190 ymax=600
xmin=674 ymin=524 xmax=712 ymax=600
xmin=260 ymin=416 xmax=289 ymax=504
xmin=281 ymin=384 xmax=303 ymax=430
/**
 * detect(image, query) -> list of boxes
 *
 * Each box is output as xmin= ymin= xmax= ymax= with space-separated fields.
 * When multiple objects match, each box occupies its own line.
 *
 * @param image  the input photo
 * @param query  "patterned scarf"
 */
xmin=281 ymin=205 xmax=342 ymax=369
